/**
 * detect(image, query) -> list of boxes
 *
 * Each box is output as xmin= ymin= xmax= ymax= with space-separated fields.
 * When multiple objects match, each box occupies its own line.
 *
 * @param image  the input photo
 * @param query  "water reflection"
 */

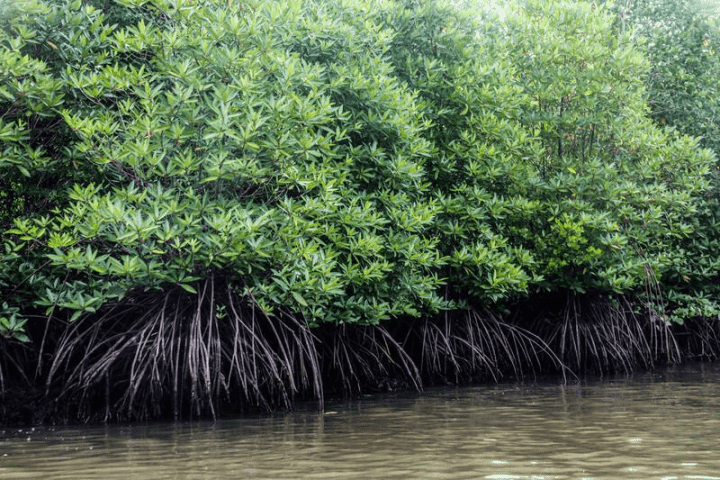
xmin=2 ymin=363 xmax=720 ymax=479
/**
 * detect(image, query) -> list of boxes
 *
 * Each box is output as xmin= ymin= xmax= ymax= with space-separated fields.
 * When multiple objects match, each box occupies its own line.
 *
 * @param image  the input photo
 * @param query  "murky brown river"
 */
xmin=2 ymin=362 xmax=720 ymax=479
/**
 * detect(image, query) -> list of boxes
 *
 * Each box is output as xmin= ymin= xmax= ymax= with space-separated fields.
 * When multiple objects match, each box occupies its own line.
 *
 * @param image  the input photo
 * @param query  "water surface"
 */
xmin=2 ymin=363 xmax=720 ymax=479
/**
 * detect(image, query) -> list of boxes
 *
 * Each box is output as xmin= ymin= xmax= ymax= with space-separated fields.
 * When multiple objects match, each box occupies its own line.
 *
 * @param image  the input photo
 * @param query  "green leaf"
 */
xmin=291 ymin=291 xmax=308 ymax=307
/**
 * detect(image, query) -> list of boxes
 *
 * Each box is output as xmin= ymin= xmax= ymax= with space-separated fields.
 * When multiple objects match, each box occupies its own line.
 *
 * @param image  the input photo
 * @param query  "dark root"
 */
xmin=318 ymin=322 xmax=421 ymax=396
xmin=46 ymin=276 xmax=322 ymax=423
xmin=14 ymin=286 xmax=712 ymax=425
xmin=0 ymin=338 xmax=36 ymax=423
xmin=400 ymin=308 xmax=567 ymax=384
xmin=675 ymin=317 xmax=720 ymax=360
xmin=530 ymin=292 xmax=680 ymax=374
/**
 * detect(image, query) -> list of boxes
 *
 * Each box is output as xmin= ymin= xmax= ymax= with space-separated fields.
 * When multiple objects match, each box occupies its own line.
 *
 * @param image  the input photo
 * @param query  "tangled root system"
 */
xmin=529 ymin=293 xmax=679 ymax=374
xmin=46 ymin=276 xmax=322 ymax=422
xmin=400 ymin=308 xmax=567 ymax=384
xmin=6 ymin=287 xmax=713 ymax=424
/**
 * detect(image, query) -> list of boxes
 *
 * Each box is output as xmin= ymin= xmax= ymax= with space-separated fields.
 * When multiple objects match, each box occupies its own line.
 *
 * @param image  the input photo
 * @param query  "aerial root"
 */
xmin=31 ymin=290 xmax=704 ymax=423
xmin=46 ymin=277 xmax=323 ymax=422
xmin=675 ymin=317 xmax=720 ymax=360
xmin=318 ymin=321 xmax=421 ymax=395
xmin=400 ymin=308 xmax=567 ymax=385
xmin=529 ymin=292 xmax=679 ymax=375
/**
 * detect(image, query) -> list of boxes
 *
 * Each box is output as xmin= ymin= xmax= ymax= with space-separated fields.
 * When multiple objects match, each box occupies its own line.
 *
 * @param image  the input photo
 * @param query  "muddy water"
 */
xmin=2 ymin=363 xmax=720 ymax=479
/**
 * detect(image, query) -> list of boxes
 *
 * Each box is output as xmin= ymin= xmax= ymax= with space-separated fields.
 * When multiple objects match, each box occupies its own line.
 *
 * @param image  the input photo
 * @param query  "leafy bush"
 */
xmin=1 ymin=0 xmax=716 ymax=340
xmin=1 ymin=0 xmax=452 ymax=336
xmin=406 ymin=0 xmax=715 ymax=304
xmin=611 ymin=0 xmax=720 ymax=321
xmin=1 ymin=0 xmax=718 ymax=423
xmin=616 ymin=0 xmax=720 ymax=155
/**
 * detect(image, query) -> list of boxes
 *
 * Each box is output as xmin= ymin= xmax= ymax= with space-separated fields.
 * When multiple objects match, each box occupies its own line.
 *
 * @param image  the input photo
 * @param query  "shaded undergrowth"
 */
xmin=318 ymin=321 xmax=421 ymax=396
xmin=398 ymin=308 xmax=568 ymax=384
xmin=528 ymin=293 xmax=680 ymax=374
xmin=675 ymin=317 xmax=720 ymax=360
xmin=2 ymin=290 xmax=720 ymax=424
xmin=0 ymin=339 xmax=37 ymax=424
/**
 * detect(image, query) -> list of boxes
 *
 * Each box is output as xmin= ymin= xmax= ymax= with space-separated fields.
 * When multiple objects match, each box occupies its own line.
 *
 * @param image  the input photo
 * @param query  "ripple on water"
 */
xmin=3 ymin=364 xmax=720 ymax=479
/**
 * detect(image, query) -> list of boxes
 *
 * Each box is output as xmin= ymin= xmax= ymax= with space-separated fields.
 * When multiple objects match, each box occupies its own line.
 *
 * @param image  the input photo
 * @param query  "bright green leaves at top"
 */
xmin=614 ymin=0 xmax=720 ymax=155
xmin=364 ymin=0 xmax=544 ymax=304
xmin=497 ymin=0 xmax=651 ymax=170
xmin=0 ymin=0 xmax=64 ymax=179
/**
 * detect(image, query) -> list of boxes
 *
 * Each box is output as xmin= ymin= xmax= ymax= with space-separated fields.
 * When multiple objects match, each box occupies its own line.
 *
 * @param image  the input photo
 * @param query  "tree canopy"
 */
xmin=1 ymin=0 xmax=717 ymax=341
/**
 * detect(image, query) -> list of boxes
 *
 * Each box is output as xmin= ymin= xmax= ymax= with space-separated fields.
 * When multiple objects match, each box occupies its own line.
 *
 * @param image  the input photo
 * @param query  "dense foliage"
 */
xmin=1 ymin=0 xmax=719 ymax=421
xmin=1 ymin=0 xmax=454 ymax=335
xmin=611 ymin=0 xmax=720 ymax=321
xmin=616 ymin=0 xmax=720 ymax=154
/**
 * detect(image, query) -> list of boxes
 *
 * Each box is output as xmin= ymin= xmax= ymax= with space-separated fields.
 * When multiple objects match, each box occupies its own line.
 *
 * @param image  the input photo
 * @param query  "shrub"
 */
xmin=611 ymin=0 xmax=720 ymax=322
xmin=0 ymin=0 xmax=717 ymax=420
xmin=2 ymin=0 xmax=715 ymax=334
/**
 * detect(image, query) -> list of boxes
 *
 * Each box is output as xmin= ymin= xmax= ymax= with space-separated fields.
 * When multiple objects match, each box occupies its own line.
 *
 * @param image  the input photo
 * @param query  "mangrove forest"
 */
xmin=2 ymin=0 xmax=720 ymax=425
